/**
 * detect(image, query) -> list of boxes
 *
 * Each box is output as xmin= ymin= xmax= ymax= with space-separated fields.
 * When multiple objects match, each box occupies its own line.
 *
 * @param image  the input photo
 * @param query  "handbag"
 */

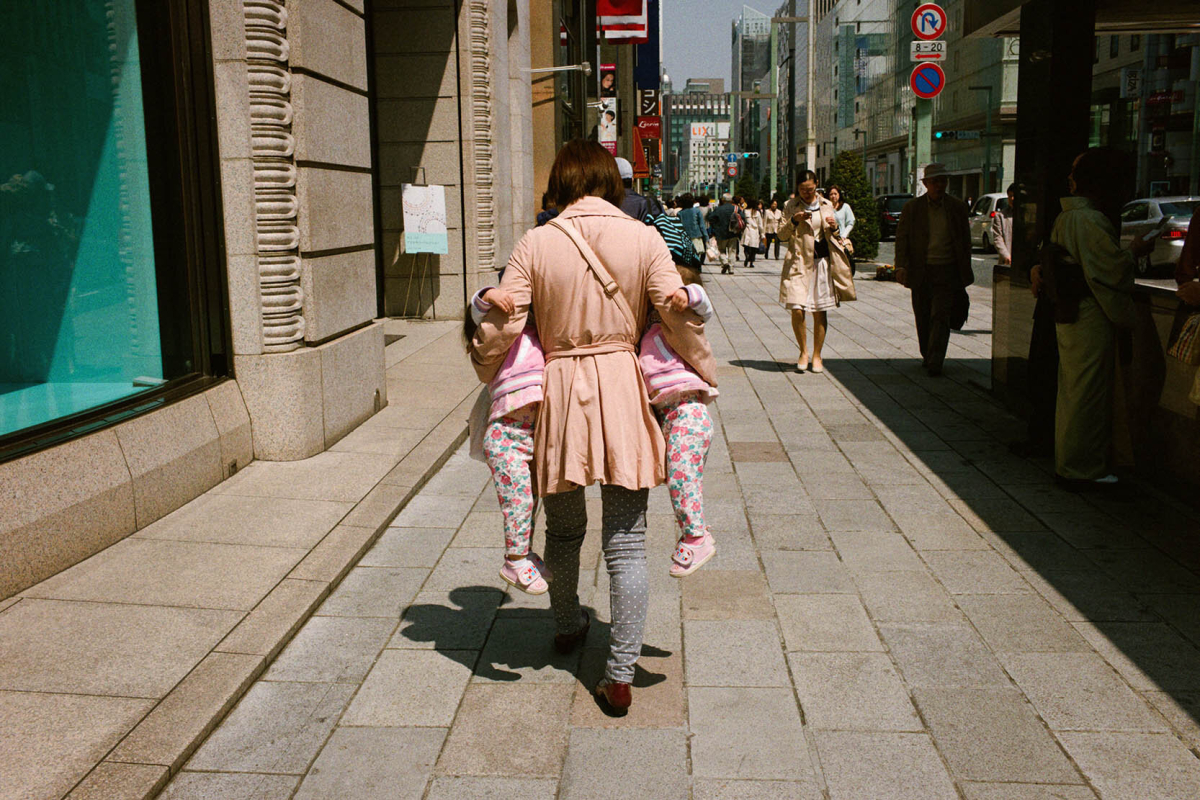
xmin=1167 ymin=312 xmax=1200 ymax=365
xmin=705 ymin=237 xmax=720 ymax=261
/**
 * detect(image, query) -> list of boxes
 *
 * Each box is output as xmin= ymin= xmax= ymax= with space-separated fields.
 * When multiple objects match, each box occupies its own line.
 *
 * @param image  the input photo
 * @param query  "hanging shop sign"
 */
xmin=639 ymin=89 xmax=659 ymax=115
xmin=635 ymin=115 xmax=661 ymax=139
xmin=600 ymin=63 xmax=617 ymax=97
xmin=910 ymin=63 xmax=946 ymax=100
xmin=598 ymin=98 xmax=618 ymax=154
xmin=911 ymin=3 xmax=947 ymax=41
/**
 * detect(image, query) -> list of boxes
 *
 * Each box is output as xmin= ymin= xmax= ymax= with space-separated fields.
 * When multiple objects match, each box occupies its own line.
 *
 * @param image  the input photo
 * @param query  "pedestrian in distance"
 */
xmin=470 ymin=140 xmax=718 ymax=715
xmin=894 ymin=163 xmax=974 ymax=377
xmin=827 ymin=184 xmax=856 ymax=273
xmin=763 ymin=199 xmax=783 ymax=259
xmin=741 ymin=199 xmax=764 ymax=269
xmin=778 ymin=170 xmax=856 ymax=373
xmin=677 ymin=193 xmax=707 ymax=264
xmin=1043 ymin=147 xmax=1153 ymax=490
xmin=992 ymin=183 xmax=1017 ymax=266
xmin=536 ymin=192 xmax=558 ymax=227
xmin=707 ymin=193 xmax=740 ymax=274
xmin=615 ymin=157 xmax=663 ymax=223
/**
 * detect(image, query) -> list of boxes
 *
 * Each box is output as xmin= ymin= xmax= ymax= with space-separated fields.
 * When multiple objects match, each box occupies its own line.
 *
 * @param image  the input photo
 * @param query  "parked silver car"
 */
xmin=969 ymin=193 xmax=1009 ymax=251
xmin=1118 ymin=197 xmax=1198 ymax=276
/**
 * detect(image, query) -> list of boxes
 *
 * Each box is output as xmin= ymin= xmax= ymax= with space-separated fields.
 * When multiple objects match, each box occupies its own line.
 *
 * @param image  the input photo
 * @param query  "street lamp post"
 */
xmin=969 ymin=85 xmax=995 ymax=194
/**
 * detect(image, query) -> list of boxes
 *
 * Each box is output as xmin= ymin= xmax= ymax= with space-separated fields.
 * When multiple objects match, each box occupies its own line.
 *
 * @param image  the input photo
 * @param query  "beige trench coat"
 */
xmin=777 ymin=196 xmax=856 ymax=307
xmin=471 ymin=197 xmax=718 ymax=496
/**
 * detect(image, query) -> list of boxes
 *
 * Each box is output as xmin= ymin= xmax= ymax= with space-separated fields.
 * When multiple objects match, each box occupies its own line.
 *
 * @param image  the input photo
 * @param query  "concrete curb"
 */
xmin=66 ymin=392 xmax=477 ymax=800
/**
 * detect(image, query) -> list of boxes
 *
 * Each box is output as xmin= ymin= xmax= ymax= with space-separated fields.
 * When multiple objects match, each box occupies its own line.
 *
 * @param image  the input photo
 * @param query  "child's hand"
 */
xmin=669 ymin=288 xmax=690 ymax=313
xmin=482 ymin=287 xmax=515 ymax=314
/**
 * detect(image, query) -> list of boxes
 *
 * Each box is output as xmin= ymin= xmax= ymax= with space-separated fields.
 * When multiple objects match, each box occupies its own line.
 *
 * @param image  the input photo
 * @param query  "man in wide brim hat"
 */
xmin=893 ymin=163 xmax=974 ymax=376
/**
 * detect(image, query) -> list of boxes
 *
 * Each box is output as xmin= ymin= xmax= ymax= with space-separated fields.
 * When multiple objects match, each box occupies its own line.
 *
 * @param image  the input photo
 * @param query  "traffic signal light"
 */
xmin=934 ymin=131 xmax=948 ymax=140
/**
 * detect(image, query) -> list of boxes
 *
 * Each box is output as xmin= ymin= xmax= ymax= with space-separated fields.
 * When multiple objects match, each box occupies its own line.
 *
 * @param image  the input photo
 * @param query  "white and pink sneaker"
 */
xmin=669 ymin=533 xmax=716 ymax=577
xmin=500 ymin=554 xmax=551 ymax=594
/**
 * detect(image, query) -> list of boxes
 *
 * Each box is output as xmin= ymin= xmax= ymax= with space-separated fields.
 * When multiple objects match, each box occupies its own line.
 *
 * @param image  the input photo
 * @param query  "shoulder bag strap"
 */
xmin=548 ymin=218 xmax=639 ymax=333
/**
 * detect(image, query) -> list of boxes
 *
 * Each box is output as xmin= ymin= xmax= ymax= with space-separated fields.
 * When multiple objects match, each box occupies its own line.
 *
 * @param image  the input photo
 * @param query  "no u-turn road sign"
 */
xmin=912 ymin=3 xmax=947 ymax=40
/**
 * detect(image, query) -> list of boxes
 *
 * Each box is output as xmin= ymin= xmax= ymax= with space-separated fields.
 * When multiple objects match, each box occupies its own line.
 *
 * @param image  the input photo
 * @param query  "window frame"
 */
xmin=0 ymin=0 xmax=230 ymax=464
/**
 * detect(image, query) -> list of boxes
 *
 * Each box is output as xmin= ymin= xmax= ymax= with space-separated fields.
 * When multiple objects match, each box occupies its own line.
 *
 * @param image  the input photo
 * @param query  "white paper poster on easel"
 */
xmin=401 ymin=183 xmax=449 ymax=254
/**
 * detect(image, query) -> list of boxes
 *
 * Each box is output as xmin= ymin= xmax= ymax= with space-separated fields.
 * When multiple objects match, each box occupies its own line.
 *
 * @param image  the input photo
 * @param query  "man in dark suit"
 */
xmin=894 ymin=163 xmax=974 ymax=376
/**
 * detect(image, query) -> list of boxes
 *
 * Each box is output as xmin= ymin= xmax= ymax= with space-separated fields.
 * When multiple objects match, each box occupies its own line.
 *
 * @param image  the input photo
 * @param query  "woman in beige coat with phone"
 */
xmin=778 ymin=170 xmax=855 ymax=372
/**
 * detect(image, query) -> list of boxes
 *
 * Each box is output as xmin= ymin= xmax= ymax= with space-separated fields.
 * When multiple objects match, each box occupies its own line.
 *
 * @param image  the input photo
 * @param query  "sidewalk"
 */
xmin=158 ymin=270 xmax=1200 ymax=799
xmin=0 ymin=321 xmax=480 ymax=800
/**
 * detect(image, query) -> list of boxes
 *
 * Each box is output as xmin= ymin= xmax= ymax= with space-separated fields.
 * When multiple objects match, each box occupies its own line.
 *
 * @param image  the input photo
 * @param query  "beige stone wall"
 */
xmin=0 ymin=382 xmax=253 ymax=600
xmin=375 ymin=0 xmax=535 ymax=320
xmin=215 ymin=0 xmax=387 ymax=461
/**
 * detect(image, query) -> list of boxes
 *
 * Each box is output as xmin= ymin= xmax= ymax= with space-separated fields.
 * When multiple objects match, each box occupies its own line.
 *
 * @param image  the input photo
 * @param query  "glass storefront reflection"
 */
xmin=1 ymin=1 xmax=167 ymax=436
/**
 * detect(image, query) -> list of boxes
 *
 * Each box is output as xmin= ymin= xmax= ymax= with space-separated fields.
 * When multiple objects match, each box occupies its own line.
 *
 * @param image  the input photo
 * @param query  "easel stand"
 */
xmin=402 ymin=166 xmax=436 ymax=319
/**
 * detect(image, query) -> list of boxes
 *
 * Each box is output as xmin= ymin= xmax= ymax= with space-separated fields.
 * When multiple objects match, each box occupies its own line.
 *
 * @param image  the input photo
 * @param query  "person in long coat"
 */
xmin=741 ymin=200 xmax=764 ymax=268
xmin=471 ymin=140 xmax=717 ymax=713
xmin=778 ymin=170 xmax=856 ymax=372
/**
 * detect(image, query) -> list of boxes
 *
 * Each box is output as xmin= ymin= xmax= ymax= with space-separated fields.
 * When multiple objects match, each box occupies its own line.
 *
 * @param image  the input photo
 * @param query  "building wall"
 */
xmin=808 ymin=0 xmax=1016 ymax=198
xmin=375 ymin=0 xmax=534 ymax=321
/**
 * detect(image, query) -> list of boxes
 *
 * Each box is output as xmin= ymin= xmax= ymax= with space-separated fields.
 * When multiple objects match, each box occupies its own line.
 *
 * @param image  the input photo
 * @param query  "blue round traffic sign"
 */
xmin=910 ymin=63 xmax=945 ymax=99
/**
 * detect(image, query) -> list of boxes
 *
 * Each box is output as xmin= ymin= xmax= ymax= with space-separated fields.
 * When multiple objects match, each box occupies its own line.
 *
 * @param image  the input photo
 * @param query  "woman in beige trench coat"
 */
xmin=778 ymin=171 xmax=856 ymax=372
xmin=472 ymin=140 xmax=717 ymax=714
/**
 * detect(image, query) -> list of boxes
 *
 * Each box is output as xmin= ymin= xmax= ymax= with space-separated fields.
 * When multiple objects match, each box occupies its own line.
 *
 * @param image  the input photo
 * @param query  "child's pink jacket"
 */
xmin=638 ymin=285 xmax=718 ymax=406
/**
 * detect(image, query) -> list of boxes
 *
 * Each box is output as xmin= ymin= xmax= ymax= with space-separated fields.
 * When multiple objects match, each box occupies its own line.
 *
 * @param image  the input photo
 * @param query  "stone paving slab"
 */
xmin=151 ymin=273 xmax=1200 ymax=800
xmin=0 ymin=322 xmax=478 ymax=800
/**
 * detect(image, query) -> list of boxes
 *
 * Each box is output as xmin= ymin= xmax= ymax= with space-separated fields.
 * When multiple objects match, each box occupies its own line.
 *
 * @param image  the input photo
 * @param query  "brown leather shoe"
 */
xmin=554 ymin=610 xmax=590 ymax=654
xmin=595 ymin=679 xmax=632 ymax=716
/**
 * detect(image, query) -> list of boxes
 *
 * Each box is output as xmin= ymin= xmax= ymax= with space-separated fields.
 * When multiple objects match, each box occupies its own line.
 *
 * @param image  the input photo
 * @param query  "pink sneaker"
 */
xmin=500 ymin=557 xmax=549 ymax=594
xmin=669 ymin=533 xmax=716 ymax=577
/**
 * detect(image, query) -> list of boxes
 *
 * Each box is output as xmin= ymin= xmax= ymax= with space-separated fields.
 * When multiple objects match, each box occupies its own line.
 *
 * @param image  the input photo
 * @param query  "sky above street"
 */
xmin=662 ymin=0 xmax=783 ymax=88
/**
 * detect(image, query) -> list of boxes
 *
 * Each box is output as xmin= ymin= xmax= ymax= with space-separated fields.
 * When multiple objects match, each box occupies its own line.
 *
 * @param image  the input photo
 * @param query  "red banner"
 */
xmin=635 ymin=116 xmax=661 ymax=139
xmin=599 ymin=0 xmax=647 ymax=44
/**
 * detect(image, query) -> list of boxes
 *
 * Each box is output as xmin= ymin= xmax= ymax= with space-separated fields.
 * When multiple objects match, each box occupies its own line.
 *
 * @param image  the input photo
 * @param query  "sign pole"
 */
xmin=914 ymin=98 xmax=932 ymax=194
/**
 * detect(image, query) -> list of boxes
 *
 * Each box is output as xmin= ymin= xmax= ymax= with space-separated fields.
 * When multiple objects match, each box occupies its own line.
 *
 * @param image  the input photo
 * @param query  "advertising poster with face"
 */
xmin=600 ymin=63 xmax=617 ymax=97
xmin=598 ymin=98 xmax=618 ymax=154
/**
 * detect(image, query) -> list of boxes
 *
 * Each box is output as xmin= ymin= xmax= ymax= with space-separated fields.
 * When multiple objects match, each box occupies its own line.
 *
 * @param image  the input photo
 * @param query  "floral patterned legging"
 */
xmin=655 ymin=392 xmax=713 ymax=541
xmin=482 ymin=404 xmax=538 ymax=557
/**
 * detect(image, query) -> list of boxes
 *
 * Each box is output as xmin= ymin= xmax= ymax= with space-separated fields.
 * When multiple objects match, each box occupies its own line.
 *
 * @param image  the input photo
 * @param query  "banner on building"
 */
xmin=599 ymin=98 xmax=618 ymax=154
xmin=636 ymin=116 xmax=661 ymax=139
xmin=639 ymin=89 xmax=659 ymax=115
xmin=401 ymin=184 xmax=448 ymax=255
xmin=690 ymin=121 xmax=729 ymax=140
xmin=599 ymin=0 xmax=648 ymax=43
xmin=632 ymin=125 xmax=650 ymax=178
xmin=600 ymin=63 xmax=617 ymax=97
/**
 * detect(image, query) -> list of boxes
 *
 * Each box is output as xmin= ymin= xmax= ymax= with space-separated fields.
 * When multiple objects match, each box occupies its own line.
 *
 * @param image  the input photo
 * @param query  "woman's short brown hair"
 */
xmin=547 ymin=139 xmax=624 ymax=210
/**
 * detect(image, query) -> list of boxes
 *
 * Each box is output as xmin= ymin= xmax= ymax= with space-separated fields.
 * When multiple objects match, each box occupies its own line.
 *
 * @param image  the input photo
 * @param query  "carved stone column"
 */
xmin=244 ymin=1 xmax=304 ymax=351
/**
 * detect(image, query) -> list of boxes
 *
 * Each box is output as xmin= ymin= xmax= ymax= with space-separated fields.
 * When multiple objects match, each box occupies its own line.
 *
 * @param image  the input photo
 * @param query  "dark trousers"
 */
xmin=911 ymin=270 xmax=959 ymax=372
xmin=744 ymin=246 xmax=757 ymax=267
xmin=1026 ymin=295 xmax=1059 ymax=449
xmin=765 ymin=233 xmax=780 ymax=259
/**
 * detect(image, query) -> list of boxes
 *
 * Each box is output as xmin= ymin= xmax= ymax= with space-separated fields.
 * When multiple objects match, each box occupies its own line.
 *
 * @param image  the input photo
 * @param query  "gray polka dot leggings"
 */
xmin=542 ymin=484 xmax=649 ymax=684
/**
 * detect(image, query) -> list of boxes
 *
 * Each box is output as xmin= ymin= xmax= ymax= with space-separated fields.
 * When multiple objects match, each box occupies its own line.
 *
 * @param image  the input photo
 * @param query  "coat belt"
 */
xmin=545 ymin=341 xmax=636 ymax=361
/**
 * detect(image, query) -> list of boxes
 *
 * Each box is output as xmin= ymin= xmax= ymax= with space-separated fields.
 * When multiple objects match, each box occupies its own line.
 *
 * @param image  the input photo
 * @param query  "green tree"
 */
xmin=828 ymin=151 xmax=880 ymax=260
xmin=734 ymin=173 xmax=760 ymax=203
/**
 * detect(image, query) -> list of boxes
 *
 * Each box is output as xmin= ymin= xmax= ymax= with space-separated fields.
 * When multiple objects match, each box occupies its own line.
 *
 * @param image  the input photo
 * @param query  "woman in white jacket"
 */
xmin=741 ymin=199 xmax=765 ymax=269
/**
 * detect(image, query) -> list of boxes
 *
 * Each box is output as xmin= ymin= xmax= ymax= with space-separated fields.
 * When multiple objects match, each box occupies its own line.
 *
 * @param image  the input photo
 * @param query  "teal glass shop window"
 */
xmin=1 ymin=1 xmax=222 ymax=445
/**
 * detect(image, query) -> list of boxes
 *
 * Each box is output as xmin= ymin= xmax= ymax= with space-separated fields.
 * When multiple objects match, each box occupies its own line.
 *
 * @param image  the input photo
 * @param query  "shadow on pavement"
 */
xmin=822 ymin=356 xmax=1200 ymax=731
xmin=397 ymin=586 xmax=671 ymax=688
